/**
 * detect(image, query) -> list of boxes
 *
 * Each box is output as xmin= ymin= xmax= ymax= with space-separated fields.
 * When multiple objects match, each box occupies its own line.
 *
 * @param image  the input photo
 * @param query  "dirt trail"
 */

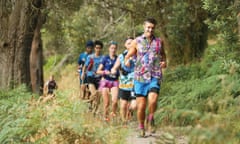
xmin=125 ymin=123 xmax=188 ymax=144
xmin=57 ymin=71 xmax=188 ymax=144
xmin=126 ymin=130 xmax=159 ymax=144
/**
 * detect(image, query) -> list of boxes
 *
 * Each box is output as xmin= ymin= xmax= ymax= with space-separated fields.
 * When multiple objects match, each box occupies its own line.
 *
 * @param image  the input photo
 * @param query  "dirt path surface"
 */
xmin=126 ymin=130 xmax=159 ymax=144
xmin=125 ymin=123 xmax=188 ymax=144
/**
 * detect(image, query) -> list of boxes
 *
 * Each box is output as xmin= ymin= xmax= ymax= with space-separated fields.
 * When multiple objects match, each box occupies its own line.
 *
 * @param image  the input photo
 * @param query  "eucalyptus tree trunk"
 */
xmin=0 ymin=0 xmax=43 ymax=91
xmin=238 ymin=12 xmax=240 ymax=37
xmin=30 ymin=10 xmax=44 ymax=95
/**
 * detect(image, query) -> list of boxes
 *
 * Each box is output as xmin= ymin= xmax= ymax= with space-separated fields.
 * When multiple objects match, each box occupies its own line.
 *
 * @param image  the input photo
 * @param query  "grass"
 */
xmin=0 ymin=64 xmax=128 ymax=143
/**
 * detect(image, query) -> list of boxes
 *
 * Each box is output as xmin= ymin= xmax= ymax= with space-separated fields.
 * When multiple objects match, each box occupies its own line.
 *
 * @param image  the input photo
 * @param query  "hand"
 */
xmin=104 ymin=70 xmax=111 ymax=75
xmin=111 ymin=68 xmax=117 ymax=74
xmin=160 ymin=61 xmax=166 ymax=68
xmin=124 ymin=57 xmax=131 ymax=67
xmin=78 ymin=65 xmax=82 ymax=69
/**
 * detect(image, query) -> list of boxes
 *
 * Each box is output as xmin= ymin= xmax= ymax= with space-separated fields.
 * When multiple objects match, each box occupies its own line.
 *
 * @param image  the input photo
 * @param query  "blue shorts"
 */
xmin=134 ymin=78 xmax=160 ymax=97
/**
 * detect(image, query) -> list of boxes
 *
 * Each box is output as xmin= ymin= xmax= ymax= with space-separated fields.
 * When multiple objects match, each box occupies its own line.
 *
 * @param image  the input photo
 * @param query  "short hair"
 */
xmin=109 ymin=41 xmax=118 ymax=46
xmin=144 ymin=18 xmax=157 ymax=25
xmin=125 ymin=37 xmax=134 ymax=42
xmin=94 ymin=40 xmax=103 ymax=48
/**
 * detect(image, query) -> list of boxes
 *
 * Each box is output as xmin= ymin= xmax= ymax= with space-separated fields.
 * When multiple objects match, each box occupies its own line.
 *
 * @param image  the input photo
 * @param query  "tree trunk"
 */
xmin=30 ymin=11 xmax=44 ymax=95
xmin=0 ymin=0 xmax=41 ymax=90
xmin=238 ymin=12 xmax=240 ymax=37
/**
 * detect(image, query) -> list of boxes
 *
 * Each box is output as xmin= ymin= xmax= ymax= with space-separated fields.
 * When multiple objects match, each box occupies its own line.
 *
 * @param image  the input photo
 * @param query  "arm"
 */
xmin=160 ymin=41 xmax=167 ymax=68
xmin=125 ymin=39 xmax=137 ymax=66
xmin=81 ymin=65 xmax=86 ymax=80
xmin=43 ymin=81 xmax=48 ymax=95
xmin=96 ymin=57 xmax=111 ymax=75
xmin=78 ymin=54 xmax=83 ymax=68
xmin=81 ymin=56 xmax=89 ymax=80
xmin=96 ymin=64 xmax=105 ymax=75
xmin=111 ymin=57 xmax=120 ymax=74
xmin=97 ymin=63 xmax=111 ymax=75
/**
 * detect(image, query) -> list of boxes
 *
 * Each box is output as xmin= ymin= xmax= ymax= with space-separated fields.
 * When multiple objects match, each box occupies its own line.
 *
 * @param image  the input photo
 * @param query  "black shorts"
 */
xmin=47 ymin=89 xmax=54 ymax=94
xmin=79 ymin=76 xmax=88 ymax=85
xmin=135 ymin=88 xmax=160 ymax=97
xmin=118 ymin=89 xmax=136 ymax=101
xmin=87 ymin=76 xmax=101 ymax=89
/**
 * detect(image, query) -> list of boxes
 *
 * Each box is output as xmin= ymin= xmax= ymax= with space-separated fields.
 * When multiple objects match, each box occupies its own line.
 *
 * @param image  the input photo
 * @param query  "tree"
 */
xmin=30 ymin=2 xmax=45 ymax=94
xmin=0 ymin=0 xmax=84 ymax=93
xmin=89 ymin=0 xmax=209 ymax=66
xmin=0 ymin=0 xmax=43 ymax=90
xmin=202 ymin=0 xmax=240 ymax=60
xmin=156 ymin=0 xmax=208 ymax=65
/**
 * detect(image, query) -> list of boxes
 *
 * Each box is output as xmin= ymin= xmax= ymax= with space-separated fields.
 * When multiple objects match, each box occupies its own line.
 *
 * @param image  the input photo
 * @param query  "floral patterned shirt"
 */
xmin=134 ymin=35 xmax=162 ymax=83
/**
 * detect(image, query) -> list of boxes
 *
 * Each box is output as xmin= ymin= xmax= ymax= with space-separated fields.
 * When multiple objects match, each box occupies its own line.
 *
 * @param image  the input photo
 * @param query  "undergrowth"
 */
xmin=0 ymin=77 xmax=127 ymax=143
xmin=158 ymin=43 xmax=240 ymax=143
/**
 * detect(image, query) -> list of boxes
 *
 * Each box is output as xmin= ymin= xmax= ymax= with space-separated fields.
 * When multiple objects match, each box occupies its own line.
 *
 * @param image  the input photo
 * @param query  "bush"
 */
xmin=158 ymin=58 xmax=240 ymax=143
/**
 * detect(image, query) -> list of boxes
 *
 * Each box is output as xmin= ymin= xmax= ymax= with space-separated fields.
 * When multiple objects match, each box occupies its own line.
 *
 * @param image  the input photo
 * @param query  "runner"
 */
xmin=97 ymin=41 xmax=119 ymax=121
xmin=125 ymin=18 xmax=167 ymax=137
xmin=44 ymin=75 xmax=58 ymax=96
xmin=111 ymin=37 xmax=136 ymax=126
xmin=77 ymin=40 xmax=94 ymax=99
xmin=82 ymin=40 xmax=103 ymax=113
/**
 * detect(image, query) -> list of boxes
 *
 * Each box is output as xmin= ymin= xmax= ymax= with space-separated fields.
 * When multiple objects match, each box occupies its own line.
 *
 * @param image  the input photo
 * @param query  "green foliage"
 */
xmin=44 ymin=55 xmax=63 ymax=70
xmin=202 ymin=0 xmax=240 ymax=60
xmin=0 ymin=85 xmax=36 ymax=143
xmin=159 ymin=55 xmax=240 ymax=143
xmin=0 ymin=84 xmax=127 ymax=143
xmin=158 ymin=0 xmax=208 ymax=65
xmin=42 ymin=0 xmax=83 ymax=55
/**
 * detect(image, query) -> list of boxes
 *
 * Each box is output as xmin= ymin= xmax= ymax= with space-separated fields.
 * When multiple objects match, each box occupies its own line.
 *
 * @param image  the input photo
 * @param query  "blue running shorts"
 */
xmin=134 ymin=78 xmax=161 ymax=97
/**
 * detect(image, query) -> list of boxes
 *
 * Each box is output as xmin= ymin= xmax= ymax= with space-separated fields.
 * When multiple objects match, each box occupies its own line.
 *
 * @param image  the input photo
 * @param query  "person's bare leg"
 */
xmin=128 ymin=99 xmax=137 ymax=120
xmin=120 ymin=99 xmax=128 ymax=122
xmin=93 ymin=91 xmax=101 ymax=113
xmin=102 ymin=88 xmax=110 ymax=119
xmin=136 ymin=97 xmax=147 ymax=129
xmin=147 ymin=92 xmax=158 ymax=133
xmin=87 ymin=84 xmax=97 ymax=109
xmin=148 ymin=92 xmax=158 ymax=118
xmin=88 ymin=84 xmax=97 ymax=101
xmin=111 ymin=86 xmax=119 ymax=115
xmin=80 ymin=84 xmax=86 ymax=99
xmin=129 ymin=99 xmax=137 ymax=111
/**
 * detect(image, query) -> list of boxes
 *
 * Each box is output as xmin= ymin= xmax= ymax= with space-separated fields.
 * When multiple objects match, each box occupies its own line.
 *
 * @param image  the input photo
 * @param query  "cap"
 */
xmin=86 ymin=40 xmax=94 ymax=48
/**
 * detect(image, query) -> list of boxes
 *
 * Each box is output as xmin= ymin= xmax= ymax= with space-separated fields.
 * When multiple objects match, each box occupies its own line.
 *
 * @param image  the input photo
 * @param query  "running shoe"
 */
xmin=110 ymin=112 xmax=117 ymax=117
xmin=104 ymin=117 xmax=110 ymax=122
xmin=137 ymin=128 xmax=145 ymax=138
xmin=147 ymin=118 xmax=156 ymax=134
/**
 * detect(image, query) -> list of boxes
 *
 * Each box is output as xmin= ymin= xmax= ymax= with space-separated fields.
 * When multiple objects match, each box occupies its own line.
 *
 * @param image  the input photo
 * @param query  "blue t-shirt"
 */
xmin=78 ymin=52 xmax=89 ymax=75
xmin=101 ymin=55 xmax=119 ymax=81
xmin=85 ymin=53 xmax=103 ymax=78
xmin=119 ymin=50 xmax=135 ymax=91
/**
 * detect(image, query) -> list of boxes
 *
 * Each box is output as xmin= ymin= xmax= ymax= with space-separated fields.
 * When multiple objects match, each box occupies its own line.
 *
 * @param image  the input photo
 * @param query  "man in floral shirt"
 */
xmin=125 ymin=18 xmax=167 ymax=137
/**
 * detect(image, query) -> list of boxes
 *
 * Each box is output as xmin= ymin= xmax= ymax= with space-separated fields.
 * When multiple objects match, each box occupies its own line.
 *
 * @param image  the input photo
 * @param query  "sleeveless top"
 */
xmin=134 ymin=35 xmax=162 ymax=83
xmin=101 ymin=55 xmax=119 ymax=81
xmin=119 ymin=50 xmax=135 ymax=90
